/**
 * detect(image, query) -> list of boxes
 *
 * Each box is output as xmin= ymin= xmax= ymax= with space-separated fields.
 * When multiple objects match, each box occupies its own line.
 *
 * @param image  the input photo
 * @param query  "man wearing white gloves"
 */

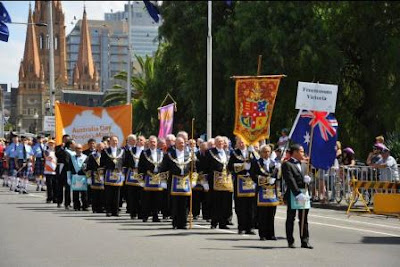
xmin=282 ymin=144 xmax=313 ymax=249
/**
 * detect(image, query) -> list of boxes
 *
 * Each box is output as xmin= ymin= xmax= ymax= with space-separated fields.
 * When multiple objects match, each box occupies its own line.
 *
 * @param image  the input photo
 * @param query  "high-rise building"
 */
xmin=66 ymin=18 xmax=129 ymax=91
xmin=104 ymin=2 xmax=160 ymax=60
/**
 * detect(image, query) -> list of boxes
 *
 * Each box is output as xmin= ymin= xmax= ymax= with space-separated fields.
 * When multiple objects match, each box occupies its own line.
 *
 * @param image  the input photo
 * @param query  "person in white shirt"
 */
xmin=372 ymin=146 xmax=399 ymax=182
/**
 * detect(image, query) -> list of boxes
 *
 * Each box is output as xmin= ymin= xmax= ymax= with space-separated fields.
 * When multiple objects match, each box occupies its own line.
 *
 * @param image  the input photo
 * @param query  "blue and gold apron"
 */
xmin=87 ymin=169 xmax=105 ymax=190
xmin=171 ymin=174 xmax=192 ymax=196
xmin=104 ymin=169 xmax=125 ymax=186
xmin=125 ymin=168 xmax=144 ymax=187
xmin=236 ymin=174 xmax=256 ymax=197
xmin=257 ymin=175 xmax=279 ymax=207
xmin=143 ymin=171 xmax=168 ymax=191
xmin=213 ymin=170 xmax=233 ymax=192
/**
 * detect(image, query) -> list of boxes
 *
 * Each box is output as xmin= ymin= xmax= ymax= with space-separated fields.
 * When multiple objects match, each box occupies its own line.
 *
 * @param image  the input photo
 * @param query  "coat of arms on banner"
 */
xmin=234 ymin=76 xmax=284 ymax=145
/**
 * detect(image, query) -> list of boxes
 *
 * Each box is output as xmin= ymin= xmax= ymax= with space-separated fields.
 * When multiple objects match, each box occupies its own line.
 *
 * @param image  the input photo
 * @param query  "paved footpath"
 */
xmin=0 ymin=183 xmax=399 ymax=267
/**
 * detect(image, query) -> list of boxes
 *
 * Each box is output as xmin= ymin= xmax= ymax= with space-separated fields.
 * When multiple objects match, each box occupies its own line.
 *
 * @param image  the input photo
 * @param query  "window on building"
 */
xmin=39 ymin=34 xmax=44 ymax=49
xmin=54 ymin=35 xmax=58 ymax=50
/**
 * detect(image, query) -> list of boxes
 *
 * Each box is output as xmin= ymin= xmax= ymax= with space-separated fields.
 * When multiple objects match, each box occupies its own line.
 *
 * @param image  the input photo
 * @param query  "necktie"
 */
xmin=23 ymin=145 xmax=27 ymax=160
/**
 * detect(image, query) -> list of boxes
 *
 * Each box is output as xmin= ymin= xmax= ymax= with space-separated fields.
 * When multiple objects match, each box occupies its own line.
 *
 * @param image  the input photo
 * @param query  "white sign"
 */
xmin=295 ymin=82 xmax=338 ymax=113
xmin=43 ymin=116 xmax=55 ymax=132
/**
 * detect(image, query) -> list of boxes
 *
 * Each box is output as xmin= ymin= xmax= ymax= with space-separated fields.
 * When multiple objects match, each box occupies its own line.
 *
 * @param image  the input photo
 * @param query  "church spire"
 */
xmin=73 ymin=8 xmax=99 ymax=91
xmin=22 ymin=4 xmax=41 ymax=79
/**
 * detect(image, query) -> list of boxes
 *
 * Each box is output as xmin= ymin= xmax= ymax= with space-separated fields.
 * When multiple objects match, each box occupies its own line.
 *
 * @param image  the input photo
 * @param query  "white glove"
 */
xmin=275 ymin=163 xmax=281 ymax=170
xmin=247 ymin=145 xmax=255 ymax=153
xmin=244 ymin=162 xmax=251 ymax=171
xmin=268 ymin=178 xmax=276 ymax=185
xmin=303 ymin=175 xmax=312 ymax=184
xmin=67 ymin=178 xmax=71 ymax=186
xmin=154 ymin=166 xmax=158 ymax=173
xmin=87 ymin=178 xmax=92 ymax=185
xmin=295 ymin=193 xmax=307 ymax=204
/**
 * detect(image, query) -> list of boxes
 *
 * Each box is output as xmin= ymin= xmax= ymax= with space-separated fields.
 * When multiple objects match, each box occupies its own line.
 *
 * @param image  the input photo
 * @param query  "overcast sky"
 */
xmin=0 ymin=1 xmax=128 ymax=89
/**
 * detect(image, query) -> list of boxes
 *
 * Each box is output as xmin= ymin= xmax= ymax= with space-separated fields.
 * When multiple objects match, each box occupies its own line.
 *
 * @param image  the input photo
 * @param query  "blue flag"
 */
xmin=289 ymin=110 xmax=338 ymax=170
xmin=143 ymin=1 xmax=160 ymax=23
xmin=0 ymin=2 xmax=11 ymax=42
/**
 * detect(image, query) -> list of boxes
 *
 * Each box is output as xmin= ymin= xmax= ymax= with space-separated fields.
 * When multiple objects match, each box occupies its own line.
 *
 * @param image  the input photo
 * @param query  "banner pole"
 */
xmin=257 ymin=55 xmax=262 ymax=76
xmin=189 ymin=118 xmax=195 ymax=229
xmin=301 ymin=123 xmax=315 ymax=237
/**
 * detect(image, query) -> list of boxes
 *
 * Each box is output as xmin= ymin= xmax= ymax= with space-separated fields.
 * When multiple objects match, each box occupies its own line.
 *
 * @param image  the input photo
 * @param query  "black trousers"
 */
xmin=126 ymin=186 xmax=143 ymax=217
xmin=192 ymin=190 xmax=203 ymax=217
xmin=161 ymin=190 xmax=170 ymax=217
xmin=73 ymin=191 xmax=88 ymax=210
xmin=211 ymin=191 xmax=233 ymax=227
xmin=258 ymin=206 xmax=277 ymax=238
xmin=56 ymin=172 xmax=71 ymax=207
xmin=142 ymin=190 xmax=162 ymax=220
xmin=105 ymin=185 xmax=121 ymax=215
xmin=171 ymin=196 xmax=189 ymax=228
xmin=91 ymin=189 xmax=105 ymax=213
xmin=235 ymin=196 xmax=255 ymax=232
xmin=45 ymin=174 xmax=56 ymax=202
xmin=87 ymin=185 xmax=92 ymax=206
xmin=286 ymin=199 xmax=309 ymax=244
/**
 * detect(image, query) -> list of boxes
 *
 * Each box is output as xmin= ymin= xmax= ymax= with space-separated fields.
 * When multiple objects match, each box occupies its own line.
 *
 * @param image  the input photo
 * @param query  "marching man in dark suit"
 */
xmin=228 ymin=137 xmax=256 ymax=235
xmin=138 ymin=136 xmax=166 ymax=222
xmin=207 ymin=136 xmax=233 ymax=229
xmin=85 ymin=142 xmax=105 ymax=213
xmin=282 ymin=144 xmax=313 ymax=249
xmin=100 ymin=135 xmax=126 ymax=217
xmin=251 ymin=144 xmax=279 ymax=240
xmin=160 ymin=137 xmax=193 ymax=229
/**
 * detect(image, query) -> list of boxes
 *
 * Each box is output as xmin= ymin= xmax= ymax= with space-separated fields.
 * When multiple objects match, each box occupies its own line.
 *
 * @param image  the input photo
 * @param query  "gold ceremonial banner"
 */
xmin=55 ymin=102 xmax=132 ymax=148
xmin=233 ymin=76 xmax=284 ymax=145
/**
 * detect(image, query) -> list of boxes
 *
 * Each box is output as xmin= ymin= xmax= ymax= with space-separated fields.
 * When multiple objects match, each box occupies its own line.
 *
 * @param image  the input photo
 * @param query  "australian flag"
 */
xmin=0 ymin=2 xmax=11 ymax=42
xmin=143 ymin=1 xmax=160 ymax=23
xmin=289 ymin=110 xmax=338 ymax=170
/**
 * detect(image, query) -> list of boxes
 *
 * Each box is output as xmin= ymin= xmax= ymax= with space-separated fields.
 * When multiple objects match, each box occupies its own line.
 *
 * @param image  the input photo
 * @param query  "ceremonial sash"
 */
xmin=236 ymin=174 xmax=256 ymax=197
xmin=290 ymin=189 xmax=311 ymax=210
xmin=171 ymin=175 xmax=191 ymax=196
xmin=144 ymin=171 xmax=168 ymax=191
xmin=125 ymin=168 xmax=144 ymax=187
xmin=213 ymin=171 xmax=233 ymax=192
xmin=87 ymin=169 xmax=105 ymax=190
xmin=104 ymin=169 xmax=125 ymax=186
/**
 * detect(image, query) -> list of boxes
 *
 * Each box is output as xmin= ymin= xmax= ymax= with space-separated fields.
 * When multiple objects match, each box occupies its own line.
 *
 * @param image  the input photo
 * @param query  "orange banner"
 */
xmin=55 ymin=103 xmax=132 ymax=147
xmin=233 ymin=76 xmax=283 ymax=145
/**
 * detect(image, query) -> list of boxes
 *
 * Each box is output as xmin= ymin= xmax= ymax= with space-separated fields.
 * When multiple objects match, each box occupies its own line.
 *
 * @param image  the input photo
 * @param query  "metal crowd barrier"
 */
xmin=277 ymin=164 xmax=400 ymax=208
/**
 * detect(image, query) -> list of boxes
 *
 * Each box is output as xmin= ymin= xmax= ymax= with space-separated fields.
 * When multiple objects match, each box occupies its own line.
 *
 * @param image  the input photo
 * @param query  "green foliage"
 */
xmin=386 ymin=132 xmax=400 ymax=161
xmin=113 ymin=1 xmax=400 ymax=159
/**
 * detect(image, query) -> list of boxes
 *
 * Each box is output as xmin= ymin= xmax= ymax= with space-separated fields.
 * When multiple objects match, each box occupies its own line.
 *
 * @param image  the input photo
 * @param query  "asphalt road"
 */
xmin=0 ymin=183 xmax=399 ymax=267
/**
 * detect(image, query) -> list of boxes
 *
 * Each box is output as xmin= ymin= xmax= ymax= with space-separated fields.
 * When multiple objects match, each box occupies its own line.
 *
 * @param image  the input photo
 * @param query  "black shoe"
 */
xmin=82 ymin=208 xmax=89 ymax=211
xmin=260 ymin=237 xmax=266 ymax=241
xmin=177 ymin=226 xmax=187 ymax=230
xmin=227 ymin=221 xmax=234 ymax=225
xmin=112 ymin=213 xmax=120 ymax=217
xmin=46 ymin=200 xmax=51 ymax=203
xmin=266 ymin=236 xmax=277 ymax=241
xmin=288 ymin=243 xmax=296 ymax=248
xmin=211 ymin=225 xmax=217 ymax=229
xmin=106 ymin=213 xmax=112 ymax=217
xmin=142 ymin=218 xmax=148 ymax=222
xmin=301 ymin=243 xmax=313 ymax=249
xmin=245 ymin=230 xmax=256 ymax=235
xmin=238 ymin=230 xmax=245 ymax=235
xmin=130 ymin=215 xmax=136 ymax=220
xmin=193 ymin=216 xmax=199 ymax=220
xmin=36 ymin=186 xmax=39 ymax=191
xmin=65 ymin=206 xmax=70 ymax=210
xmin=152 ymin=217 xmax=161 ymax=222
xmin=219 ymin=225 xmax=230 ymax=230
xmin=41 ymin=188 xmax=46 ymax=192
xmin=57 ymin=203 xmax=61 ymax=208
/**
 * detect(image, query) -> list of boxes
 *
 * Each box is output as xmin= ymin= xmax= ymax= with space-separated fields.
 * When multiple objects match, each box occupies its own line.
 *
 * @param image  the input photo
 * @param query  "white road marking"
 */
xmin=276 ymin=209 xmax=400 ymax=230
xmin=275 ymin=216 xmax=400 ymax=237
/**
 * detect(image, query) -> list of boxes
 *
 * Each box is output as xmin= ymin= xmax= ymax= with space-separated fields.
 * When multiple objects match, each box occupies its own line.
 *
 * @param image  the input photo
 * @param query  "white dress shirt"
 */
xmin=110 ymin=146 xmax=117 ymax=157
xmin=217 ymin=148 xmax=227 ymax=163
xmin=150 ymin=148 xmax=158 ymax=162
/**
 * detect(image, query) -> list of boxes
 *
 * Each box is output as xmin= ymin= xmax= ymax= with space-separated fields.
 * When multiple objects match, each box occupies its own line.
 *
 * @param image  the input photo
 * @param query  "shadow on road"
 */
xmin=362 ymin=236 xmax=400 ymax=245
xmin=206 ymin=236 xmax=285 ymax=242
xmin=232 ymin=245 xmax=288 ymax=250
xmin=147 ymin=231 xmax=233 ymax=237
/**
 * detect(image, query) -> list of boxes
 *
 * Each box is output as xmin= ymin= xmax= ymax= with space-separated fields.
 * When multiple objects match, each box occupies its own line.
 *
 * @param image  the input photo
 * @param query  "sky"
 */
xmin=0 ymin=1 xmax=128 ymax=89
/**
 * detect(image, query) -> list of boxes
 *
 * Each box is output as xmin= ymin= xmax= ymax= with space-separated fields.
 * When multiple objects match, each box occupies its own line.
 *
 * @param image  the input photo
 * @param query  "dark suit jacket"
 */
xmin=195 ymin=150 xmax=208 ymax=174
xmin=160 ymin=148 xmax=192 ymax=177
xmin=282 ymin=158 xmax=305 ymax=200
xmin=250 ymin=157 xmax=277 ymax=189
xmin=83 ymin=148 xmax=96 ymax=157
xmin=124 ymin=146 xmax=142 ymax=169
xmin=85 ymin=152 xmax=102 ymax=172
xmin=100 ymin=147 xmax=125 ymax=171
xmin=138 ymin=149 xmax=163 ymax=175
xmin=205 ymin=147 xmax=230 ymax=190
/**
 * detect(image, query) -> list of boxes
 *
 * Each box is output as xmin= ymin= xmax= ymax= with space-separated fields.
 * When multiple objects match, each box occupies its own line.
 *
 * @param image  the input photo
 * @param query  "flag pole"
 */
xmin=189 ymin=118 xmax=195 ymax=229
xmin=206 ymin=1 xmax=212 ymax=140
xmin=301 ymin=122 xmax=315 ymax=237
xmin=127 ymin=0 xmax=132 ymax=104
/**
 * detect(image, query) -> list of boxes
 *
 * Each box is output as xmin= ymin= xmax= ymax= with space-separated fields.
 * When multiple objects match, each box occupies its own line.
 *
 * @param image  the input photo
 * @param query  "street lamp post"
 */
xmin=33 ymin=112 xmax=39 ymax=134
